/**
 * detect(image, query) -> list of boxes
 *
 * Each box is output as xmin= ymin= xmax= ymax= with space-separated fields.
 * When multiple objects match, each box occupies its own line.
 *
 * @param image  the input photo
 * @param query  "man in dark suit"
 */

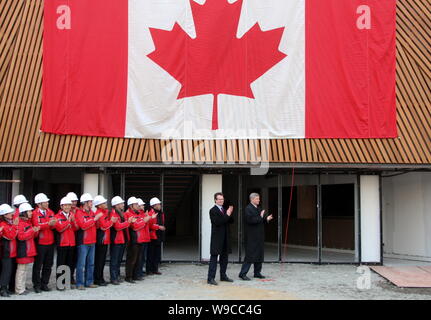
xmin=239 ymin=193 xmax=273 ymax=281
xmin=207 ymin=192 xmax=234 ymax=285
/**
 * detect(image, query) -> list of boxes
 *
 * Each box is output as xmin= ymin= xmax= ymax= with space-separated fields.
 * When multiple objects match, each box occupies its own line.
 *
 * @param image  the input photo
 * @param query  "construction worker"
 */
xmin=75 ymin=193 xmax=103 ymax=290
xmin=146 ymin=197 xmax=166 ymax=275
xmin=54 ymin=196 xmax=78 ymax=290
xmin=136 ymin=198 xmax=152 ymax=279
xmin=16 ymin=203 xmax=39 ymax=295
xmin=0 ymin=204 xmax=19 ymax=297
xmin=124 ymin=197 xmax=147 ymax=283
xmin=109 ymin=196 xmax=132 ymax=285
xmin=66 ymin=192 xmax=79 ymax=284
xmin=32 ymin=193 xmax=57 ymax=293
xmin=93 ymin=195 xmax=116 ymax=286
xmin=12 ymin=195 xmax=29 ymax=219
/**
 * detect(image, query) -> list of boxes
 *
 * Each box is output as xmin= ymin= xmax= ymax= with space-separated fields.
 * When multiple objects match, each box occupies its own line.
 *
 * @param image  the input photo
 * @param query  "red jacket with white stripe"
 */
xmin=54 ymin=211 xmax=78 ymax=247
xmin=125 ymin=208 xmax=147 ymax=244
xmin=75 ymin=208 xmax=97 ymax=245
xmin=32 ymin=207 xmax=56 ymax=245
xmin=147 ymin=208 xmax=163 ymax=240
xmin=95 ymin=208 xmax=113 ymax=245
xmin=0 ymin=220 xmax=18 ymax=258
xmin=110 ymin=209 xmax=130 ymax=245
xmin=16 ymin=219 xmax=37 ymax=264
xmin=138 ymin=209 xmax=151 ymax=243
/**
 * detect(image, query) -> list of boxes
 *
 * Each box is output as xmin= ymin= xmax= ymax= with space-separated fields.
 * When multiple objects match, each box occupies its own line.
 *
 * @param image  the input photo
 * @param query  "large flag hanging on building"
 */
xmin=42 ymin=0 xmax=397 ymax=139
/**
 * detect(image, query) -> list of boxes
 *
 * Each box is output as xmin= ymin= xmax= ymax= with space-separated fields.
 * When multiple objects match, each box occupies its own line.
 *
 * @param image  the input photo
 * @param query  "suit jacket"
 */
xmin=209 ymin=205 xmax=234 ymax=255
xmin=244 ymin=203 xmax=267 ymax=263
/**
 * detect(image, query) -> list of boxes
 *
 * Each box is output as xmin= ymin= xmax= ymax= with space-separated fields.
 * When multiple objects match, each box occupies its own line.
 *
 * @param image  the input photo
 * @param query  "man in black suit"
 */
xmin=207 ymin=192 xmax=234 ymax=285
xmin=239 ymin=193 xmax=273 ymax=281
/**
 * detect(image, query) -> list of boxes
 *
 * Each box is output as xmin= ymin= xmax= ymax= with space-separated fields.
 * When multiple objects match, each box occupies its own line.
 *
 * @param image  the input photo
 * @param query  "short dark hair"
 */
xmin=214 ymin=192 xmax=224 ymax=201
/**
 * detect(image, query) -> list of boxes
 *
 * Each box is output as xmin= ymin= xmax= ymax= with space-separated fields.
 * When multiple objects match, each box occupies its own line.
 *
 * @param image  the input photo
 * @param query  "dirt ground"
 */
xmin=4 ymin=262 xmax=431 ymax=300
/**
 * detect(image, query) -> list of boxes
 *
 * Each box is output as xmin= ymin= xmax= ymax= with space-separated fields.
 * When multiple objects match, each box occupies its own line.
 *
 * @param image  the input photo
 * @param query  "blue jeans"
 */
xmin=137 ymin=243 xmax=148 ymax=277
xmin=76 ymin=244 xmax=95 ymax=287
xmin=110 ymin=244 xmax=125 ymax=281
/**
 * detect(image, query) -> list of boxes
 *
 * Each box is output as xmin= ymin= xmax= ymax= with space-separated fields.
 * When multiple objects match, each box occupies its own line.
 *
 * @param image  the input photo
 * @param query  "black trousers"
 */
xmin=0 ymin=257 xmax=13 ymax=288
xmin=94 ymin=244 xmax=108 ymax=284
xmin=125 ymin=243 xmax=142 ymax=280
xmin=32 ymin=244 xmax=54 ymax=288
xmin=239 ymin=262 xmax=262 ymax=277
xmin=207 ymin=252 xmax=229 ymax=280
xmin=146 ymin=240 xmax=161 ymax=273
xmin=56 ymin=246 xmax=75 ymax=280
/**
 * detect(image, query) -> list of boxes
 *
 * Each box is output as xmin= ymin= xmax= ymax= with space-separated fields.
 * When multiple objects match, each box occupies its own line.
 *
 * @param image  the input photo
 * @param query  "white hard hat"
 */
xmin=60 ymin=197 xmax=72 ymax=206
xmin=13 ymin=195 xmax=28 ymax=206
xmin=19 ymin=203 xmax=33 ymax=213
xmin=66 ymin=192 xmax=79 ymax=201
xmin=93 ymin=195 xmax=107 ymax=207
xmin=137 ymin=198 xmax=145 ymax=206
xmin=0 ymin=204 xmax=15 ymax=216
xmin=111 ymin=196 xmax=124 ymax=207
xmin=34 ymin=193 xmax=50 ymax=204
xmin=80 ymin=193 xmax=93 ymax=203
xmin=150 ymin=197 xmax=161 ymax=206
xmin=127 ymin=196 xmax=138 ymax=206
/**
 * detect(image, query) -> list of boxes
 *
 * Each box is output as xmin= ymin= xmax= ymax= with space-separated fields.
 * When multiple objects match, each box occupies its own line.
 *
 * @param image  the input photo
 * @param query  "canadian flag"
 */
xmin=42 ymin=0 xmax=397 ymax=139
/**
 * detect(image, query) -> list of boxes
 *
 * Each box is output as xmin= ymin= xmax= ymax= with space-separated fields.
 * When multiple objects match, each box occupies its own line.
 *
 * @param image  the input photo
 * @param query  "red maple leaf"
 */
xmin=147 ymin=0 xmax=287 ymax=130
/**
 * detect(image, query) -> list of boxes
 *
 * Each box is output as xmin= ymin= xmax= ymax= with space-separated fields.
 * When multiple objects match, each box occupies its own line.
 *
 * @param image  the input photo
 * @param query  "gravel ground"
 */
xmin=3 ymin=262 xmax=431 ymax=300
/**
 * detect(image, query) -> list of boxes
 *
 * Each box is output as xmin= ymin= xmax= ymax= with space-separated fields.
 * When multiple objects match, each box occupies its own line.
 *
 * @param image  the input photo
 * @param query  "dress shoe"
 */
xmin=41 ymin=285 xmax=51 ymax=292
xmin=254 ymin=274 xmax=266 ymax=279
xmin=0 ymin=289 xmax=10 ymax=297
xmin=17 ymin=290 xmax=30 ymax=295
xmin=125 ymin=278 xmax=136 ymax=284
xmin=220 ymin=276 xmax=234 ymax=282
xmin=99 ymin=281 xmax=108 ymax=286
xmin=77 ymin=286 xmax=85 ymax=290
xmin=207 ymin=279 xmax=218 ymax=286
xmin=133 ymin=276 xmax=144 ymax=281
xmin=111 ymin=280 xmax=120 ymax=285
xmin=86 ymin=284 xmax=99 ymax=288
xmin=239 ymin=275 xmax=251 ymax=281
xmin=153 ymin=271 xmax=162 ymax=275
xmin=34 ymin=287 xmax=42 ymax=293
xmin=146 ymin=272 xmax=154 ymax=276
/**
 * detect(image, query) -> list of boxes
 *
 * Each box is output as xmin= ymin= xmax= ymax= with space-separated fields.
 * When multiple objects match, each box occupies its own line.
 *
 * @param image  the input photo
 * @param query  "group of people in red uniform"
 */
xmin=0 ymin=192 xmax=166 ymax=297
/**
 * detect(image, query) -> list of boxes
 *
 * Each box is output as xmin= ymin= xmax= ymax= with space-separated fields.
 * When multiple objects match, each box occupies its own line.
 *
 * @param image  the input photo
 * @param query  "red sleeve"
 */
xmin=75 ymin=210 xmax=95 ymax=230
xmin=131 ymin=217 xmax=147 ymax=231
xmin=98 ymin=214 xmax=113 ymax=231
xmin=149 ymin=218 xmax=160 ymax=230
xmin=1 ymin=223 xmax=18 ymax=240
xmin=54 ymin=214 xmax=71 ymax=233
xmin=32 ymin=210 xmax=50 ymax=230
xmin=18 ymin=223 xmax=35 ymax=241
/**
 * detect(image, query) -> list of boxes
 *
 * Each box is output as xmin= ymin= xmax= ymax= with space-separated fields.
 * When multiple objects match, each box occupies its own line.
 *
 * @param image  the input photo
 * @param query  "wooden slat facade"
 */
xmin=0 ymin=0 xmax=430 ymax=165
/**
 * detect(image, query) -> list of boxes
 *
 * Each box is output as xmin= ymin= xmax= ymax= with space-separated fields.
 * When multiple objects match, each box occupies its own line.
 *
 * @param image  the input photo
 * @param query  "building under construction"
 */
xmin=1 ymin=0 xmax=431 ymax=265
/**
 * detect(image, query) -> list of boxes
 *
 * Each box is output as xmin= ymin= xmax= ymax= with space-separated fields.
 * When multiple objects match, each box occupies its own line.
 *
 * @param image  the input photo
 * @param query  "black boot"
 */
xmin=0 ymin=287 xmax=10 ymax=297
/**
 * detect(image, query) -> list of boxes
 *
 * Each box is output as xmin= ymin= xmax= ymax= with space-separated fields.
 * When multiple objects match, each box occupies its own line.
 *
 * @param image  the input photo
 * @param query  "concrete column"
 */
xmin=201 ymin=174 xmax=222 ymax=261
xmin=83 ymin=173 xmax=99 ymax=209
xmin=11 ymin=169 xmax=21 ymax=200
xmin=360 ymin=175 xmax=381 ymax=263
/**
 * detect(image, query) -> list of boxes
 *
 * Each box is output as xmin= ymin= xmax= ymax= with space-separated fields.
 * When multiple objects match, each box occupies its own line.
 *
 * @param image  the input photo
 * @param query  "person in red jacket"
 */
xmin=66 ymin=192 xmax=80 ymax=283
xmin=0 ymin=204 xmax=19 ymax=297
xmin=31 ymin=193 xmax=57 ymax=293
xmin=124 ymin=197 xmax=148 ymax=283
xmin=10 ymin=194 xmax=28 ymax=294
xmin=146 ymin=197 xmax=166 ymax=276
xmin=136 ymin=198 xmax=152 ymax=279
xmin=15 ymin=203 xmax=40 ymax=295
xmin=109 ymin=196 xmax=133 ymax=285
xmin=54 ymin=196 xmax=78 ymax=290
xmin=75 ymin=193 xmax=104 ymax=290
xmin=93 ymin=195 xmax=117 ymax=286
